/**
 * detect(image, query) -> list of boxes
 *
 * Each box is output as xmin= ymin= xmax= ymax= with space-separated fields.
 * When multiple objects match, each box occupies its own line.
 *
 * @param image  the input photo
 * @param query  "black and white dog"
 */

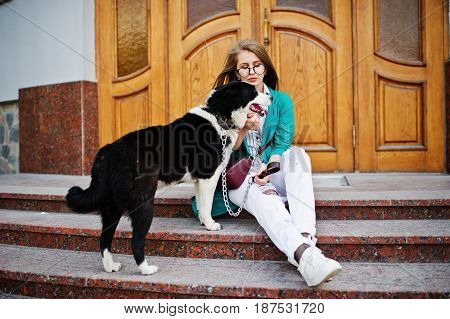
xmin=66 ymin=81 xmax=271 ymax=275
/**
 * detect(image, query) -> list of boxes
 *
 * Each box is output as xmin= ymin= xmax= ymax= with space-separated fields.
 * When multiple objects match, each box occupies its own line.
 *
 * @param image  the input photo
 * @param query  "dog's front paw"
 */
xmin=204 ymin=221 xmax=223 ymax=231
xmin=104 ymin=261 xmax=122 ymax=273
xmin=102 ymin=250 xmax=122 ymax=273
xmin=138 ymin=262 xmax=159 ymax=275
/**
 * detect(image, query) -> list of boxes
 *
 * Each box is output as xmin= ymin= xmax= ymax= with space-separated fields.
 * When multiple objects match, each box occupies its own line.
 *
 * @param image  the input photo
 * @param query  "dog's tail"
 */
xmin=66 ymin=146 xmax=110 ymax=213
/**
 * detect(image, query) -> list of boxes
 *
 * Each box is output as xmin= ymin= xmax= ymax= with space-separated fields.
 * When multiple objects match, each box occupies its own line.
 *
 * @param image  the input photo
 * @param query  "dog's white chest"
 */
xmin=180 ymin=172 xmax=194 ymax=183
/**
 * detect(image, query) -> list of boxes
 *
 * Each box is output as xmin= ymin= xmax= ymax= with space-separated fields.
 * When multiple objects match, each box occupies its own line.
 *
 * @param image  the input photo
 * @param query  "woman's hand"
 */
xmin=254 ymin=163 xmax=270 ymax=186
xmin=243 ymin=112 xmax=260 ymax=131
xmin=232 ymin=113 xmax=260 ymax=150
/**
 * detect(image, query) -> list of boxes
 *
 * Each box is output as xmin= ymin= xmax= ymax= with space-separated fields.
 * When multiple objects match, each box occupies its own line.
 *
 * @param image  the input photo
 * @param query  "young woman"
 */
xmin=192 ymin=39 xmax=342 ymax=287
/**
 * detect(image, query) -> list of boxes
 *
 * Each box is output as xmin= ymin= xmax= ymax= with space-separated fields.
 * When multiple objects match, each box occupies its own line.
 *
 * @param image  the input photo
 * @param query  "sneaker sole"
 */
xmin=307 ymin=267 xmax=342 ymax=287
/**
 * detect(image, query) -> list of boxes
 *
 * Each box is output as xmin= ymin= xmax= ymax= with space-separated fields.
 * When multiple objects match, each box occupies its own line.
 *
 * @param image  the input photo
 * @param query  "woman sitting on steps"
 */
xmin=192 ymin=39 xmax=342 ymax=287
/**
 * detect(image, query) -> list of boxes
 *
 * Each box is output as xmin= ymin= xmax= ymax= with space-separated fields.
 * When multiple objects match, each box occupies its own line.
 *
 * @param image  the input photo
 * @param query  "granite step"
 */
xmin=0 ymin=210 xmax=448 ymax=263
xmin=1 ymin=173 xmax=449 ymax=220
xmin=0 ymin=292 xmax=35 ymax=299
xmin=0 ymin=244 xmax=448 ymax=298
xmin=0 ymin=192 xmax=448 ymax=220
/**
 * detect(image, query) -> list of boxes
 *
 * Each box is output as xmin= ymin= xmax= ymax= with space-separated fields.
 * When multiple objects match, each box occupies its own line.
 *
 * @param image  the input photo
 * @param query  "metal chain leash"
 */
xmin=220 ymin=132 xmax=254 ymax=217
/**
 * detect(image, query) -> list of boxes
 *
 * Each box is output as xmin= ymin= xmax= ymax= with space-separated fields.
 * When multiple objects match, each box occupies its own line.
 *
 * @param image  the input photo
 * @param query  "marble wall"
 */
xmin=19 ymin=81 xmax=98 ymax=175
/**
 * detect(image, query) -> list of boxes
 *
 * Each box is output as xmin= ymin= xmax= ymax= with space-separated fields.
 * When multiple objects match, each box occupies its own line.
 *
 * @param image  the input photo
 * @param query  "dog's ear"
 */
xmin=206 ymin=81 xmax=258 ymax=125
xmin=207 ymin=81 xmax=250 ymax=110
xmin=213 ymin=83 xmax=227 ymax=91
xmin=214 ymin=81 xmax=244 ymax=92
xmin=205 ymin=81 xmax=259 ymax=129
xmin=211 ymin=82 xmax=239 ymax=102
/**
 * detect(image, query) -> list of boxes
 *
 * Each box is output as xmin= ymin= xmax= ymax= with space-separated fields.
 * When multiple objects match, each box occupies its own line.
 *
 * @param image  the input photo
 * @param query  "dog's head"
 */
xmin=206 ymin=81 xmax=272 ymax=130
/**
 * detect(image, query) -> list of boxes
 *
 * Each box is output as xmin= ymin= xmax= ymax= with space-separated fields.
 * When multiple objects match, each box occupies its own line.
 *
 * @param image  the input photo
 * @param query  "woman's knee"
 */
xmin=281 ymin=147 xmax=311 ymax=173
xmin=295 ymin=147 xmax=312 ymax=172
xmin=252 ymin=193 xmax=290 ymax=223
xmin=228 ymin=181 xmax=260 ymax=207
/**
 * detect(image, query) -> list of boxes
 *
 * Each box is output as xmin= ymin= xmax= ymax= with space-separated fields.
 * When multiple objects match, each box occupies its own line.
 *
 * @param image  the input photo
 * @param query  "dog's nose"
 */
xmin=270 ymin=96 xmax=273 ymax=102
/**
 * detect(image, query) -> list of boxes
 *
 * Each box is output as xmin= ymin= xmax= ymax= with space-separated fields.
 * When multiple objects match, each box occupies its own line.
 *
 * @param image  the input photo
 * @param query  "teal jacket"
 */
xmin=191 ymin=87 xmax=295 ymax=219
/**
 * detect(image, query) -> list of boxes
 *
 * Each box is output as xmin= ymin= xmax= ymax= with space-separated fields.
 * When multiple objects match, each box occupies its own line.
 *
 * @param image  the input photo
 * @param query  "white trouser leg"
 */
xmin=269 ymin=147 xmax=317 ymax=236
xmin=228 ymin=175 xmax=308 ymax=266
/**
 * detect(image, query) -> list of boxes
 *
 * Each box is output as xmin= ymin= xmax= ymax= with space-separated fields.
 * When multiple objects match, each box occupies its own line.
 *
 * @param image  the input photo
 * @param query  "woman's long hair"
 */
xmin=213 ymin=39 xmax=279 ymax=90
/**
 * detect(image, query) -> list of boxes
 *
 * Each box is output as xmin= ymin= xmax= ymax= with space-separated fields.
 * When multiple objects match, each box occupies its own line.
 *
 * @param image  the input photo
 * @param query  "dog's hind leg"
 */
xmin=130 ymin=176 xmax=159 ymax=275
xmin=130 ymin=200 xmax=158 ymax=275
xmin=100 ymin=206 xmax=122 ymax=272
xmin=196 ymin=178 xmax=222 ymax=231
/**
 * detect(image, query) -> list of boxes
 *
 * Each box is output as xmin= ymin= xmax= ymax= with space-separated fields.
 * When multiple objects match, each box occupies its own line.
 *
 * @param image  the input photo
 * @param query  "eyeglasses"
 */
xmin=236 ymin=64 xmax=265 ymax=77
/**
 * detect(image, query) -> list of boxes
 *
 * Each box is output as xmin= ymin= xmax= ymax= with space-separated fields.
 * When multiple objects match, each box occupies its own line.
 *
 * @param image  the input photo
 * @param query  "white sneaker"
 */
xmin=298 ymin=236 xmax=342 ymax=287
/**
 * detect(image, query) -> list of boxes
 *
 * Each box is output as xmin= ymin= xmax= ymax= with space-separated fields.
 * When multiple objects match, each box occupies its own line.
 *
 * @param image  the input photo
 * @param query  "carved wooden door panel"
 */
xmin=96 ymin=0 xmax=167 ymax=146
xmin=355 ymin=0 xmax=446 ymax=171
xmin=168 ymin=0 xmax=253 ymax=121
xmin=259 ymin=0 xmax=354 ymax=172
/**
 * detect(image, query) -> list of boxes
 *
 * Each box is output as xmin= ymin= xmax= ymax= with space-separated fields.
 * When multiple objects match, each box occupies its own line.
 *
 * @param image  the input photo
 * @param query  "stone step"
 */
xmin=0 ymin=292 xmax=34 ymax=299
xmin=1 ymin=192 xmax=448 ymax=220
xmin=0 ymin=245 xmax=448 ymax=298
xmin=1 ymin=210 xmax=448 ymax=263
xmin=1 ymin=173 xmax=449 ymax=220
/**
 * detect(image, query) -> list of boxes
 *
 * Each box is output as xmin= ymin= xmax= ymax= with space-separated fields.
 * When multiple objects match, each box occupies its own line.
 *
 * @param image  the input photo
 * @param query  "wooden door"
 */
xmin=258 ymin=0 xmax=354 ymax=172
xmin=355 ymin=0 xmax=447 ymax=172
xmin=96 ymin=0 xmax=447 ymax=172
xmin=96 ymin=0 xmax=167 ymax=146
xmin=168 ymin=0 xmax=254 ymax=121
xmin=168 ymin=0 xmax=354 ymax=172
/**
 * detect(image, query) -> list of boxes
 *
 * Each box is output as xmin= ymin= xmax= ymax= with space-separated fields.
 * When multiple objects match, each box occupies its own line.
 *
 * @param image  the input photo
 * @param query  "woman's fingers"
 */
xmin=254 ymin=175 xmax=270 ymax=186
xmin=256 ymin=163 xmax=267 ymax=175
xmin=253 ymin=163 xmax=268 ymax=185
xmin=249 ymin=117 xmax=260 ymax=131
xmin=244 ymin=114 xmax=260 ymax=130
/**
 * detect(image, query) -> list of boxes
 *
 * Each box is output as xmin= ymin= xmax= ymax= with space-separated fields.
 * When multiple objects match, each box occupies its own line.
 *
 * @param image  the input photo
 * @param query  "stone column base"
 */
xmin=19 ymin=81 xmax=98 ymax=175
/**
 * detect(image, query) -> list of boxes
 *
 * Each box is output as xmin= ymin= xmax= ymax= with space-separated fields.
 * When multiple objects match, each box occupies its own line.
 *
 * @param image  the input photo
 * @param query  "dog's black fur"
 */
xmin=66 ymin=81 xmax=266 ymax=274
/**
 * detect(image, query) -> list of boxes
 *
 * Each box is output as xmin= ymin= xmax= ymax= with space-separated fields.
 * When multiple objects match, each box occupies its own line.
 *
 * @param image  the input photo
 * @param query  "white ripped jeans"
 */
xmin=228 ymin=146 xmax=316 ymax=267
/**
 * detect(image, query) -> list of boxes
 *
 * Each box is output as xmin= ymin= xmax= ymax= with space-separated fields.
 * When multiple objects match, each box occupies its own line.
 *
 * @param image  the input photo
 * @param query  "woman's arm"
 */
xmin=233 ymin=113 xmax=260 ymax=150
xmin=268 ymin=93 xmax=295 ymax=162
xmin=233 ymin=128 xmax=249 ymax=150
